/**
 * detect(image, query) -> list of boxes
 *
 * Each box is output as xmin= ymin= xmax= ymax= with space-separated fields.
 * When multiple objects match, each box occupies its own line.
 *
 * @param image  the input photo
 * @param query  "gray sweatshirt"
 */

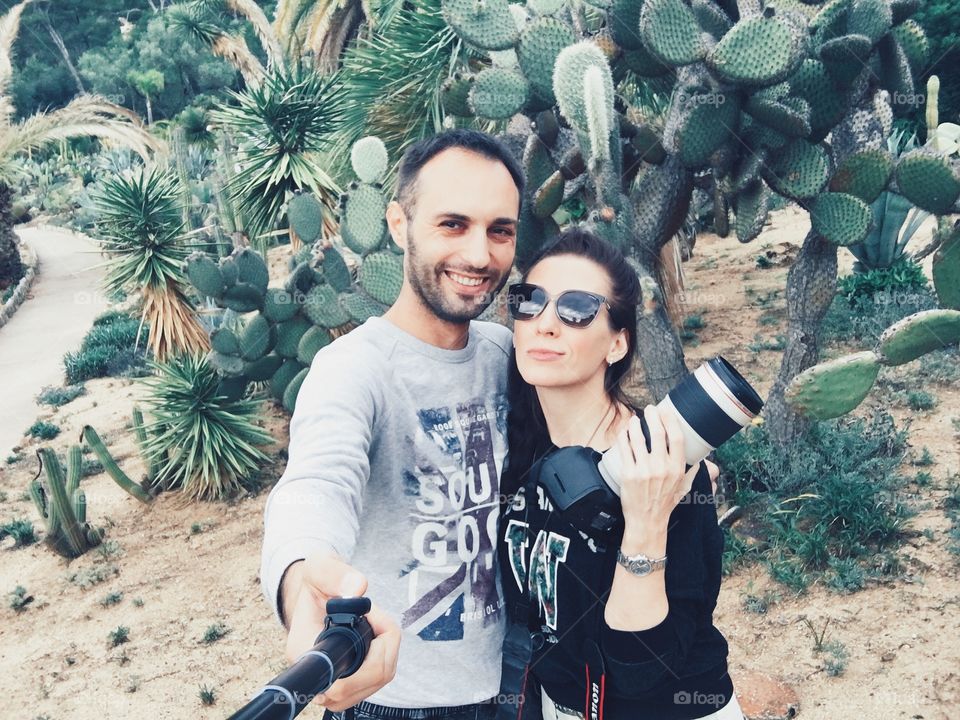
xmin=260 ymin=315 xmax=512 ymax=708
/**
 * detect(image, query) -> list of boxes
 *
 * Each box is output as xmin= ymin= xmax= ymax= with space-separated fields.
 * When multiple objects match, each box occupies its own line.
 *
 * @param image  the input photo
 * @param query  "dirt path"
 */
xmin=0 ymin=225 xmax=108 ymax=457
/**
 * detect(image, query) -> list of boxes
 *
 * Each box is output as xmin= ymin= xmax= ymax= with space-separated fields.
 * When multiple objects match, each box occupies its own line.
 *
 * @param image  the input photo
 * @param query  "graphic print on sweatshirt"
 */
xmin=400 ymin=394 xmax=508 ymax=641
xmin=504 ymin=486 xmax=572 ymax=631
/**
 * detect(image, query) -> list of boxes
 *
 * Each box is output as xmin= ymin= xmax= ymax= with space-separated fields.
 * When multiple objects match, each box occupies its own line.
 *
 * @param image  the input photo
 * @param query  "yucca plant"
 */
xmin=0 ymin=0 xmax=163 ymax=288
xmin=209 ymin=63 xmax=344 ymax=252
xmin=91 ymin=166 xmax=210 ymax=361
xmin=138 ymin=354 xmax=274 ymax=500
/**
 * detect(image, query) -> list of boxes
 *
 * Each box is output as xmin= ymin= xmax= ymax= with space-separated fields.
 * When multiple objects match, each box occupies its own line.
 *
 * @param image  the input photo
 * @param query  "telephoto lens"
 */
xmin=598 ymin=356 xmax=763 ymax=494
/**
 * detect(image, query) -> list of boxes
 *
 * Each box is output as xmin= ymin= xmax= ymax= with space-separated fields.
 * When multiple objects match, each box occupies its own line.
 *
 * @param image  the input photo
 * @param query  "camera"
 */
xmin=537 ymin=356 xmax=763 ymax=535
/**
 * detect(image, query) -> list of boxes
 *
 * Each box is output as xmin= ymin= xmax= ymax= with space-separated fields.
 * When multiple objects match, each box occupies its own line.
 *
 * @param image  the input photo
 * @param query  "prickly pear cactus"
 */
xmin=185 ymin=136 xmax=403 ymax=412
xmin=786 ymin=309 xmax=960 ymax=418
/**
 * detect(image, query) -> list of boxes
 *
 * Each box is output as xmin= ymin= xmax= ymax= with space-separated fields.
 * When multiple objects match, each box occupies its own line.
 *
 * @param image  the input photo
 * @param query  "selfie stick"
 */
xmin=228 ymin=597 xmax=375 ymax=720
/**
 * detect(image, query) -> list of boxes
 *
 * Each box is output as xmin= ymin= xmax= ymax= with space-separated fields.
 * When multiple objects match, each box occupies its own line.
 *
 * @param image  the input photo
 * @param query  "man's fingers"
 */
xmin=365 ymin=606 xmax=401 ymax=676
xmin=321 ymin=633 xmax=397 ymax=711
xmin=303 ymin=552 xmax=368 ymax=601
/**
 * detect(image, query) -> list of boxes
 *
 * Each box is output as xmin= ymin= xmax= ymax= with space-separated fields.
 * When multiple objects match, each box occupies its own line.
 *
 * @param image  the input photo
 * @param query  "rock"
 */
xmin=731 ymin=669 xmax=800 ymax=720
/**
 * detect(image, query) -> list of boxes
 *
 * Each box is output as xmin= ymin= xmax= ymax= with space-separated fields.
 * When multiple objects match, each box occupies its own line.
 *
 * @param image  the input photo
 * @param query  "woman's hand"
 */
xmin=613 ymin=405 xmax=699 ymax=548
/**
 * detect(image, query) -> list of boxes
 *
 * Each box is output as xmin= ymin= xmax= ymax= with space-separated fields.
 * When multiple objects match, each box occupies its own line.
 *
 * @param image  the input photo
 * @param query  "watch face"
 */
xmin=632 ymin=558 xmax=652 ymax=576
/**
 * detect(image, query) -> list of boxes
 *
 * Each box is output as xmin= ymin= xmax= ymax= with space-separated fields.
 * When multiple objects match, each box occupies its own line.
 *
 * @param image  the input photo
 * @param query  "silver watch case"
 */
xmin=616 ymin=548 xmax=667 ymax=576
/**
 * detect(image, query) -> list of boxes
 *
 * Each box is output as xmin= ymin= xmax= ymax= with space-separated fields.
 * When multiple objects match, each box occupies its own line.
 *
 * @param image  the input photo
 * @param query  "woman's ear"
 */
xmin=385 ymin=200 xmax=408 ymax=249
xmin=606 ymin=329 xmax=629 ymax=365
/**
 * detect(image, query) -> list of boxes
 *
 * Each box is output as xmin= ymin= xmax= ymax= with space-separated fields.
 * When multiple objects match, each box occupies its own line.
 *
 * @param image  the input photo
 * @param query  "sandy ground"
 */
xmin=0 ymin=207 xmax=958 ymax=719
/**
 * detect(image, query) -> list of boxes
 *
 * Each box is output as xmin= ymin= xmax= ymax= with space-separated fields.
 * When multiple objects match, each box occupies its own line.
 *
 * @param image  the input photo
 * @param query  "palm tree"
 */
xmin=0 ymin=0 xmax=163 ymax=289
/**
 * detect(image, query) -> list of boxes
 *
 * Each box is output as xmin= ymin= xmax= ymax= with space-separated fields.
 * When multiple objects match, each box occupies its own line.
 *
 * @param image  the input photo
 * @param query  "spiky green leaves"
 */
xmin=811 ymin=192 xmax=873 ymax=246
xmin=707 ymin=10 xmax=804 ymax=86
xmin=785 ymin=351 xmax=880 ymax=420
xmin=441 ymin=0 xmax=520 ymax=50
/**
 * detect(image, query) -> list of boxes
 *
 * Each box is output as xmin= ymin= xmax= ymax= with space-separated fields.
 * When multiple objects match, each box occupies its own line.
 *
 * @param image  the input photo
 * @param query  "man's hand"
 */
xmin=283 ymin=552 xmax=401 ymax=712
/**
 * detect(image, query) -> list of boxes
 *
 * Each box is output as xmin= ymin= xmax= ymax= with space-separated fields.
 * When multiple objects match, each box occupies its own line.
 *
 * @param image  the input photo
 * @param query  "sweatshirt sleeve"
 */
xmin=597 ymin=460 xmax=712 ymax=694
xmin=259 ymin=343 xmax=379 ymax=627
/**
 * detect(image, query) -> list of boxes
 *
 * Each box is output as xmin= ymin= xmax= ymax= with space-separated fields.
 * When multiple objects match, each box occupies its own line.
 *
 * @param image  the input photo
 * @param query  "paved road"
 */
xmin=0 ymin=225 xmax=108 ymax=458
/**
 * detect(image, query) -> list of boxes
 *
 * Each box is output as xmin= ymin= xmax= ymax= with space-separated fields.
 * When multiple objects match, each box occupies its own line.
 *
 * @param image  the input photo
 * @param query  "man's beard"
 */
xmin=404 ymin=226 xmax=510 ymax=324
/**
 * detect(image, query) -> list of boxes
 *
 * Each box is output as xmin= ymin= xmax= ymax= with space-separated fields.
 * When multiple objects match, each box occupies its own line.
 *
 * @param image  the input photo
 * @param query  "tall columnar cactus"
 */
xmin=30 ymin=448 xmax=105 ymax=558
xmin=185 ymin=136 xmax=404 ymax=413
xmin=437 ymin=0 xmax=960 ymax=445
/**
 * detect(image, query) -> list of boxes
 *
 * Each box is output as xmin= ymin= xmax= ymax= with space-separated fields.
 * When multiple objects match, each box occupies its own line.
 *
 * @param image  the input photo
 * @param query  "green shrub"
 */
xmin=822 ymin=285 xmax=939 ymax=347
xmin=906 ymin=391 xmax=936 ymax=411
xmin=716 ymin=411 xmax=913 ymax=592
xmin=201 ymin=622 xmax=230 ymax=644
xmin=837 ymin=258 xmax=928 ymax=301
xmin=199 ymin=685 xmax=217 ymax=706
xmin=108 ymin=626 xmax=130 ymax=646
xmin=25 ymin=420 xmax=60 ymax=440
xmin=36 ymin=384 xmax=86 ymax=407
xmin=8 ymin=585 xmax=32 ymax=612
xmin=0 ymin=519 xmax=37 ymax=547
xmin=63 ymin=312 xmax=149 ymax=384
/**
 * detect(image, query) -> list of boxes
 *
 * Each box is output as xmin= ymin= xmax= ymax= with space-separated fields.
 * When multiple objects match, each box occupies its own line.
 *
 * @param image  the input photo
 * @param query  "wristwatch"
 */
xmin=616 ymin=548 xmax=667 ymax=577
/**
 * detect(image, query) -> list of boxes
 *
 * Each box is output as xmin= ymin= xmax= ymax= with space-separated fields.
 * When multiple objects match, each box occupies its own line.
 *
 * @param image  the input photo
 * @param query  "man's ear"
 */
xmin=386 ymin=200 xmax=408 ymax=249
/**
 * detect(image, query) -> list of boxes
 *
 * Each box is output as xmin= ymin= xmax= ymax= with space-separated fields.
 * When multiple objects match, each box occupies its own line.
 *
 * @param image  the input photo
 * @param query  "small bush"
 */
xmin=81 ymin=458 xmax=104 ymax=477
xmin=911 ymin=447 xmax=935 ymax=466
xmin=25 ymin=420 xmax=60 ymax=440
xmin=108 ymin=626 xmax=130 ymax=646
xmin=63 ymin=312 xmax=148 ymax=384
xmin=67 ymin=563 xmax=119 ymax=589
xmin=906 ymin=390 xmax=936 ymax=411
xmin=716 ymin=411 xmax=912 ymax=591
xmin=822 ymin=285 xmax=939 ymax=347
xmin=199 ymin=685 xmax=217 ymax=706
xmin=820 ymin=640 xmax=849 ymax=677
xmin=101 ymin=592 xmax=123 ymax=607
xmin=36 ymin=384 xmax=86 ymax=407
xmin=0 ymin=519 xmax=37 ymax=547
xmin=838 ymin=258 xmax=928 ymax=301
xmin=201 ymin=622 xmax=230 ymax=644
xmin=8 ymin=585 xmax=33 ymax=612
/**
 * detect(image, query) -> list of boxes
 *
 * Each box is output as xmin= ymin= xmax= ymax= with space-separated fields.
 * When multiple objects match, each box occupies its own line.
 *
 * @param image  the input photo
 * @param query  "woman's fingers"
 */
xmin=662 ymin=409 xmax=687 ymax=480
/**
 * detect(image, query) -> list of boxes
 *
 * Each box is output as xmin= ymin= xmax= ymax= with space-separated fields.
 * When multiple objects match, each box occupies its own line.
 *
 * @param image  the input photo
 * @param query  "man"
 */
xmin=260 ymin=129 xmax=524 ymax=719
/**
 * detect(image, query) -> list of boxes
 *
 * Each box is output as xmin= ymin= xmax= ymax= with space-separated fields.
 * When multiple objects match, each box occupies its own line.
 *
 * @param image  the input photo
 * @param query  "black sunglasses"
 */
xmin=507 ymin=283 xmax=612 ymax=328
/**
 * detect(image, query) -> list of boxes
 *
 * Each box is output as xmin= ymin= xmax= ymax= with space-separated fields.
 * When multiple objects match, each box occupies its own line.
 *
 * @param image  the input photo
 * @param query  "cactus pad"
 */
xmin=441 ymin=0 xmax=520 ymax=51
xmin=270 ymin=359 xmax=305 ymax=400
xmin=275 ymin=316 xmax=312 ymax=357
xmin=186 ymin=253 xmax=226 ymax=298
xmin=734 ymin=179 xmax=771 ymax=243
xmin=708 ymin=11 xmax=804 ymax=86
xmin=811 ymin=192 xmax=873 ymax=246
xmin=243 ymin=353 xmax=284 ymax=382
xmin=894 ymin=150 xmax=960 ymax=215
xmin=351 ymin=136 xmax=389 ymax=184
xmin=222 ymin=282 xmax=264 ymax=313
xmin=785 ymin=351 xmax=881 ymax=420
xmin=341 ymin=183 xmax=388 ymax=255
xmin=532 ymin=170 xmax=565 ymax=219
xmin=340 ymin=290 xmax=387 ymax=324
xmin=828 ymin=148 xmax=894 ymax=203
xmin=359 ymin=251 xmax=404 ymax=306
xmin=932 ymin=223 xmax=960 ymax=310
xmin=441 ymin=73 xmax=476 ymax=117
xmin=211 ymin=327 xmax=240 ymax=355
xmin=469 ymin=67 xmax=529 ymax=119
xmin=876 ymin=309 xmax=960 ymax=365
xmin=263 ymin=287 xmax=300 ymax=322
xmin=322 ymin=246 xmax=353 ymax=293
xmin=233 ymin=248 xmax=270 ymax=294
xmin=297 ymin=326 xmax=333 ymax=365
xmin=287 ymin=193 xmax=324 ymax=244
xmin=303 ymin=282 xmax=352 ymax=328
xmin=240 ymin=313 xmax=274 ymax=361
xmin=518 ymin=18 xmax=576 ymax=109
xmin=554 ymin=42 xmax=615 ymax=140
xmin=282 ymin=367 xmax=310 ymax=413
xmin=639 ymin=0 xmax=706 ymax=67
xmin=764 ymin=139 xmax=830 ymax=200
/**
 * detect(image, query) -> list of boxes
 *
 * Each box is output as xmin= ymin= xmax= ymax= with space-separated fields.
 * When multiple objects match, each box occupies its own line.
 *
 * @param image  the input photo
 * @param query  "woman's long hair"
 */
xmin=501 ymin=227 xmax=641 ymax=496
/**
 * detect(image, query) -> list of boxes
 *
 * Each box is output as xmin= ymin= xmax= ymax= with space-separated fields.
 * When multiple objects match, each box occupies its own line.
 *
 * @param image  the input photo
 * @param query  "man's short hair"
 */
xmin=395 ymin=129 xmax=525 ymax=217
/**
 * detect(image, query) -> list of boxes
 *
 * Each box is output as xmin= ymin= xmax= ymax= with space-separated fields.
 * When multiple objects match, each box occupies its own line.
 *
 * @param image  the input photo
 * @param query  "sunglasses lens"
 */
xmin=508 ymin=284 xmax=546 ymax=320
xmin=557 ymin=292 xmax=602 ymax=328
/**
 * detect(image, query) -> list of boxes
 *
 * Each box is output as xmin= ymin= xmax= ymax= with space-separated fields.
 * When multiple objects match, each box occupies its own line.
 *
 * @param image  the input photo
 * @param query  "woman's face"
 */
xmin=513 ymin=254 xmax=628 ymax=389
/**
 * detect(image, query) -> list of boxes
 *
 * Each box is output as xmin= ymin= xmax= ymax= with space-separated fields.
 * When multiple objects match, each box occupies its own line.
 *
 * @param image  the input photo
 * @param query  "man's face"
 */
xmin=388 ymin=148 xmax=520 ymax=323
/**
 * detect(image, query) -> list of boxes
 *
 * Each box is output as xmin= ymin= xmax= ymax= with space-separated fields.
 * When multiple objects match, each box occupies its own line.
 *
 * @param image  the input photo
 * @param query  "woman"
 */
xmin=497 ymin=227 xmax=743 ymax=719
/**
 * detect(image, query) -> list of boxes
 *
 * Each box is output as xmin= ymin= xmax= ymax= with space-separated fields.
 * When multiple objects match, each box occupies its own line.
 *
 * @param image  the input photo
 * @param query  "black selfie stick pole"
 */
xmin=228 ymin=597 xmax=375 ymax=720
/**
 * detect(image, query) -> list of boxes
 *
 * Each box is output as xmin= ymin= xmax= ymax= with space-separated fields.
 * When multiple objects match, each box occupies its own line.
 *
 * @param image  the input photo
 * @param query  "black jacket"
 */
xmin=497 ymin=419 xmax=734 ymax=719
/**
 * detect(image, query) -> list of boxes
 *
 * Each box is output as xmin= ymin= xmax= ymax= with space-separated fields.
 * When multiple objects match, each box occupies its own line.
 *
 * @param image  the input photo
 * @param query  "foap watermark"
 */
xmin=673 ymin=690 xmax=729 ymax=708
xmin=676 ymin=91 xmax=726 ymax=107
xmin=891 ymin=92 xmax=925 ymax=108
